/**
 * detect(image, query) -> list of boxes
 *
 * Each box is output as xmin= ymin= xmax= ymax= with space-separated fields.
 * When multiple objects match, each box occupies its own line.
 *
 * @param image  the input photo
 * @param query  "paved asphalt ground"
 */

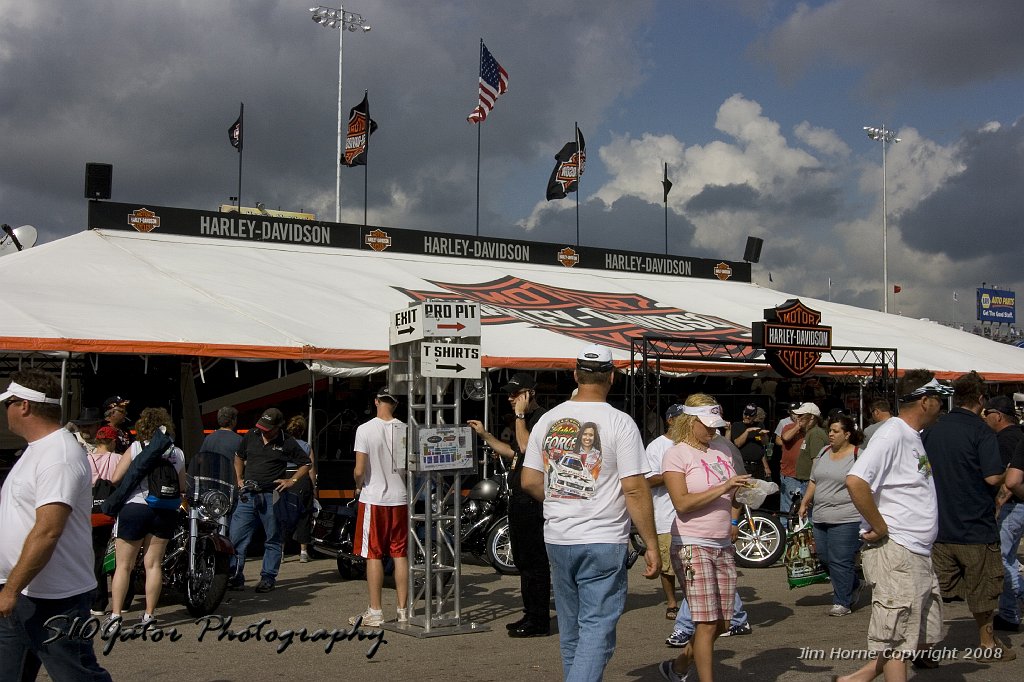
xmin=49 ymin=552 xmax=1024 ymax=681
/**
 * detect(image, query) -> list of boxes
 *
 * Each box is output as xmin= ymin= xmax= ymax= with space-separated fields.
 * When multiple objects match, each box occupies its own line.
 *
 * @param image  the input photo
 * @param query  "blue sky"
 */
xmin=1 ymin=0 xmax=1022 ymax=326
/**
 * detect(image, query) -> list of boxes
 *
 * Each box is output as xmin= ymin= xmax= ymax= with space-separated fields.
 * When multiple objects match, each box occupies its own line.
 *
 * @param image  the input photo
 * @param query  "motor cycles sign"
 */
xmin=752 ymin=299 xmax=832 ymax=378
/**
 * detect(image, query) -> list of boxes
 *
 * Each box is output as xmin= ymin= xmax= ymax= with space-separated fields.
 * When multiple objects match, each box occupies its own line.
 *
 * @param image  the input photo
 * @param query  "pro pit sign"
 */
xmin=389 ymin=301 xmax=481 ymax=345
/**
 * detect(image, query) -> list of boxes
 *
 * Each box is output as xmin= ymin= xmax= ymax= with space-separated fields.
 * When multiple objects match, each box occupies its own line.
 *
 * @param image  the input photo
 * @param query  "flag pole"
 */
xmin=237 ymin=102 xmax=243 ymax=210
xmin=663 ymin=162 xmax=669 ymax=254
xmin=475 ymin=39 xmax=482 ymax=237
xmin=575 ymin=122 xmax=580 ymax=246
xmin=363 ymin=89 xmax=369 ymax=226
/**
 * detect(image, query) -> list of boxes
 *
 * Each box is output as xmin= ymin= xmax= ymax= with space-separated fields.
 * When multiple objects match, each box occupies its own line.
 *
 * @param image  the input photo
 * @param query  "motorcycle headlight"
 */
xmin=199 ymin=490 xmax=230 ymax=518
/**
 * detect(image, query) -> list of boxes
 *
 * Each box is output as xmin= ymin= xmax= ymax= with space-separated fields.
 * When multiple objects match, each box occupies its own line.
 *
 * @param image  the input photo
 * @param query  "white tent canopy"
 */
xmin=2 ymin=228 xmax=1023 ymax=381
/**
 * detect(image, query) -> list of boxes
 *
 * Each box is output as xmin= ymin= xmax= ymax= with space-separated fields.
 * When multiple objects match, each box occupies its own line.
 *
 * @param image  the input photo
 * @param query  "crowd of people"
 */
xmin=5 ymin=358 xmax=1024 ymax=681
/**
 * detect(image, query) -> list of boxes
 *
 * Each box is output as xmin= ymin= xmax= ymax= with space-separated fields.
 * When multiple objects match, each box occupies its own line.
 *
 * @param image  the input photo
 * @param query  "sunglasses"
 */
xmin=3 ymin=397 xmax=25 ymax=409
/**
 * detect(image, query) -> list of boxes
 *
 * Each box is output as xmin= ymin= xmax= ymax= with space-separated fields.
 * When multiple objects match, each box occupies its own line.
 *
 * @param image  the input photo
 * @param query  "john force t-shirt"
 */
xmin=524 ymin=400 xmax=648 ymax=545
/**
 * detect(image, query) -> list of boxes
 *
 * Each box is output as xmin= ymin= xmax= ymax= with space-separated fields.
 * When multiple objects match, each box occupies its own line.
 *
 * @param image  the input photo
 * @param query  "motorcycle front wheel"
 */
xmin=485 ymin=519 xmax=518 ymax=575
xmin=184 ymin=541 xmax=230 ymax=616
xmin=734 ymin=510 xmax=786 ymax=568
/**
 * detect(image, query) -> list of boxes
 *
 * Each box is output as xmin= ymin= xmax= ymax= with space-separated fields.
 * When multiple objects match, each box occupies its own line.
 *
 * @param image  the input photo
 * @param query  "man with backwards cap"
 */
xmin=0 ymin=369 xmax=112 ymax=681
xmin=837 ymin=371 xmax=949 ymax=681
xmin=522 ymin=344 xmax=660 ymax=681
xmin=348 ymin=387 xmax=408 ymax=628
xmin=468 ymin=372 xmax=551 ymax=637
xmin=228 ymin=407 xmax=310 ymax=593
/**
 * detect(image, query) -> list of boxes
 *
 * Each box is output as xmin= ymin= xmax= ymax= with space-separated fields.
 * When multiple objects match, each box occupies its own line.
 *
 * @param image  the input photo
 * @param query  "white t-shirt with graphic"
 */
xmin=524 ymin=400 xmax=648 ymax=545
xmin=354 ymin=417 xmax=407 ymax=506
xmin=645 ymin=435 xmax=676 ymax=535
xmin=847 ymin=417 xmax=937 ymax=556
xmin=0 ymin=429 xmax=96 ymax=598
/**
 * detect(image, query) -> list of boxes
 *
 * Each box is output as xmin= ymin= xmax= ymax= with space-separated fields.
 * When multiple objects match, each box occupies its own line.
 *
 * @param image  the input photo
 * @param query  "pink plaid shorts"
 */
xmin=672 ymin=544 xmax=736 ymax=622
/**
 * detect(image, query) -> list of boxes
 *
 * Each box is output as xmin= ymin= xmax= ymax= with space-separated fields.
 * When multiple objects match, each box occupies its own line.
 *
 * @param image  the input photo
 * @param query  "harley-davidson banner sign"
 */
xmin=395 ymin=275 xmax=752 ymax=353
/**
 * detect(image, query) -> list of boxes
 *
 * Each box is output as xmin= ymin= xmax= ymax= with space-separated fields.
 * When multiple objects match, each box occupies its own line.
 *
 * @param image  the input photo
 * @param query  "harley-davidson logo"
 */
xmin=557 ymin=247 xmax=579 ymax=268
xmin=752 ymin=299 xmax=832 ymax=378
xmin=713 ymin=262 xmax=732 ymax=281
xmin=128 ymin=208 xmax=160 ymax=233
xmin=365 ymin=229 xmax=391 ymax=252
xmin=395 ymin=276 xmax=753 ymax=355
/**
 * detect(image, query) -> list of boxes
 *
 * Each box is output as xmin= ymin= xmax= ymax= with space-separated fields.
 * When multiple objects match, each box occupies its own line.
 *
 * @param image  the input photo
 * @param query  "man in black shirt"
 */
xmin=730 ymin=404 xmax=770 ymax=481
xmin=923 ymin=373 xmax=1011 ymax=659
xmin=983 ymin=394 xmax=1024 ymax=631
xmin=228 ymin=408 xmax=310 ymax=593
xmin=468 ymin=372 xmax=550 ymax=637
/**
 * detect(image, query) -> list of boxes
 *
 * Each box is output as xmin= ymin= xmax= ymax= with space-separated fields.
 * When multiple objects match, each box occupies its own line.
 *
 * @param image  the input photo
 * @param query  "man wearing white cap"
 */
xmin=522 ymin=344 xmax=660 ymax=682
xmin=836 ymin=371 xmax=949 ymax=681
xmin=0 ymin=369 xmax=112 ymax=681
xmin=779 ymin=402 xmax=826 ymax=523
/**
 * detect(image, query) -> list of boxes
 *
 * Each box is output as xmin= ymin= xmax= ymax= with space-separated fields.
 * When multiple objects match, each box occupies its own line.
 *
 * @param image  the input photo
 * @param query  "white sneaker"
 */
xmin=90 ymin=609 xmax=106 ymax=617
xmin=299 ymin=551 xmax=310 ymax=563
xmin=829 ymin=604 xmax=852 ymax=617
xmin=658 ymin=659 xmax=689 ymax=682
xmin=397 ymin=607 xmax=409 ymax=624
xmin=348 ymin=608 xmax=383 ymax=627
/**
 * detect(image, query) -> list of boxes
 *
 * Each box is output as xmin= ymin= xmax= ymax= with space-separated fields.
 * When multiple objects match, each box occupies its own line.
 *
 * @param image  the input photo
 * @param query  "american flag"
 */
xmin=467 ymin=41 xmax=508 ymax=124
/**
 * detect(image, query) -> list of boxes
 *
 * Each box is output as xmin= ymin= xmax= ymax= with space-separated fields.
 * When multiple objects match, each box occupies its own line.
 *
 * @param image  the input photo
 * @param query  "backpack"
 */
xmin=100 ymin=427 xmax=174 ymax=517
xmin=146 ymin=455 xmax=181 ymax=509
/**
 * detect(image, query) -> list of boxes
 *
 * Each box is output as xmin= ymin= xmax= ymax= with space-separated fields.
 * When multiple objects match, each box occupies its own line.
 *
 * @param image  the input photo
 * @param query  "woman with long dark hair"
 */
xmin=797 ymin=414 xmax=864 ymax=616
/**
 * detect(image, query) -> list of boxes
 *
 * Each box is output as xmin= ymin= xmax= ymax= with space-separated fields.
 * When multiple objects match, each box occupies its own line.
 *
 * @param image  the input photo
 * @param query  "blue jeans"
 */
xmin=780 ymin=476 xmax=808 ymax=527
xmin=0 ymin=589 xmax=111 ymax=682
xmin=998 ymin=501 xmax=1024 ymax=623
xmin=812 ymin=521 xmax=862 ymax=608
xmin=546 ymin=542 xmax=627 ymax=682
xmin=229 ymin=491 xmax=283 ymax=583
xmin=672 ymin=589 xmax=747 ymax=636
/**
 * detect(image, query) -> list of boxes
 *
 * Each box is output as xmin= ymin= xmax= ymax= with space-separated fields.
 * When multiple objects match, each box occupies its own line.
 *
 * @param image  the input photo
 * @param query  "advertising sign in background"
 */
xmin=977 ymin=288 xmax=1016 ymax=324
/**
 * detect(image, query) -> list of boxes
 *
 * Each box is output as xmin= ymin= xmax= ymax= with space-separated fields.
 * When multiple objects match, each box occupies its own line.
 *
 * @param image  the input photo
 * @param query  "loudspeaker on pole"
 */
xmin=85 ymin=163 xmax=113 ymax=200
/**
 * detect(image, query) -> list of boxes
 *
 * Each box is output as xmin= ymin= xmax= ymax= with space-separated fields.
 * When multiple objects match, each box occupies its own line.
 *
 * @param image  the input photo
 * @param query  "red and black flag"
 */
xmin=228 ymin=105 xmax=243 ymax=151
xmin=662 ymin=162 xmax=673 ymax=203
xmin=341 ymin=91 xmax=378 ymax=167
xmin=546 ymin=126 xmax=586 ymax=200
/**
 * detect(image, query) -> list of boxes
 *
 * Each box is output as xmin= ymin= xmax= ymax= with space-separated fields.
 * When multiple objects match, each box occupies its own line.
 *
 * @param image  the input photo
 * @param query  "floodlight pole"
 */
xmin=864 ymin=125 xmax=900 ymax=313
xmin=309 ymin=5 xmax=371 ymax=223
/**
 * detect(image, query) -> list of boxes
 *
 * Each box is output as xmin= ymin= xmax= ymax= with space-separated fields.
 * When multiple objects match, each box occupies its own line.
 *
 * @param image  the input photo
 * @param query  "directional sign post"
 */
xmin=390 ymin=305 xmax=425 ymax=345
xmin=420 ymin=342 xmax=482 ymax=379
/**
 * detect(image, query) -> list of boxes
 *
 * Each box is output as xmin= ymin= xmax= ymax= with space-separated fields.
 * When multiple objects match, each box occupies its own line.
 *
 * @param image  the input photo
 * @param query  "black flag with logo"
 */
xmin=662 ymin=162 xmax=673 ymax=203
xmin=341 ymin=92 xmax=378 ymax=167
xmin=546 ymin=126 xmax=586 ymax=200
xmin=228 ymin=112 xmax=242 ymax=151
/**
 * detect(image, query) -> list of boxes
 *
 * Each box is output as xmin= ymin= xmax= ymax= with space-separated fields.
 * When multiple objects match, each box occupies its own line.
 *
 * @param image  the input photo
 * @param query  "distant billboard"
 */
xmin=218 ymin=205 xmax=316 ymax=220
xmin=977 ymin=287 xmax=1016 ymax=324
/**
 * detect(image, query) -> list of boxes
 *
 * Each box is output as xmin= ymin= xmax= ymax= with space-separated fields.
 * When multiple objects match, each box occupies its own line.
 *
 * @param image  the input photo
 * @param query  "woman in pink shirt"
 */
xmin=658 ymin=394 xmax=750 ymax=682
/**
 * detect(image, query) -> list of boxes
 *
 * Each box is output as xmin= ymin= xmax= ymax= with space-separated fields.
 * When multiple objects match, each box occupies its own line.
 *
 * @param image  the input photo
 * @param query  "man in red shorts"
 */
xmin=349 ymin=387 xmax=408 ymax=628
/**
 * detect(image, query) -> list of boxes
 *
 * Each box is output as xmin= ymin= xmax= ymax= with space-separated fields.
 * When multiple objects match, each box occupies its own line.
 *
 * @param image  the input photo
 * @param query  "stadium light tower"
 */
xmin=864 ymin=125 xmax=900 ymax=313
xmin=309 ymin=5 xmax=371 ymax=223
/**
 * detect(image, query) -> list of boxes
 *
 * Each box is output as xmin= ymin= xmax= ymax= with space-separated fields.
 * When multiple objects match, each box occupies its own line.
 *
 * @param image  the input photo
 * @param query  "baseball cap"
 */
xmin=899 ymin=378 xmax=954 ymax=403
xmin=986 ymin=394 xmax=1016 ymax=417
xmin=791 ymin=402 xmax=821 ymax=417
xmin=681 ymin=404 xmax=729 ymax=429
xmin=375 ymin=386 xmax=398 ymax=403
xmin=501 ymin=372 xmax=537 ymax=393
xmin=102 ymin=395 xmax=129 ymax=411
xmin=665 ymin=403 xmax=685 ymax=421
xmin=576 ymin=344 xmax=614 ymax=372
xmin=742 ymin=403 xmax=758 ymax=417
xmin=96 ymin=425 xmax=119 ymax=440
xmin=255 ymin=407 xmax=285 ymax=432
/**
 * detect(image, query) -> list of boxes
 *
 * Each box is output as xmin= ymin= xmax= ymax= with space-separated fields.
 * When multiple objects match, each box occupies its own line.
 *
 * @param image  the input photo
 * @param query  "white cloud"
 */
xmin=794 ymin=121 xmax=851 ymax=157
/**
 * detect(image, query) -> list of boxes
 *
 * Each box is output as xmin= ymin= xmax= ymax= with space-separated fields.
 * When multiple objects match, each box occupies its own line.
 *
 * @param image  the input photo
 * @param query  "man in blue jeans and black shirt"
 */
xmin=469 ymin=372 xmax=551 ymax=637
xmin=229 ymin=407 xmax=310 ymax=593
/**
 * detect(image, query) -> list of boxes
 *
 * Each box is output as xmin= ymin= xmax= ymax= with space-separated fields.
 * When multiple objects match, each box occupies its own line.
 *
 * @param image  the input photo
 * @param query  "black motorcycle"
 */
xmin=106 ymin=450 xmax=237 ymax=615
xmin=312 ymin=449 xmax=517 ymax=578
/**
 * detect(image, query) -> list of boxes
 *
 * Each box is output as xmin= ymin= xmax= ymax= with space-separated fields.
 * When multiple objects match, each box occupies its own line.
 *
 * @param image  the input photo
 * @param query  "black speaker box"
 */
xmin=85 ymin=163 xmax=112 ymax=200
xmin=744 ymin=236 xmax=763 ymax=263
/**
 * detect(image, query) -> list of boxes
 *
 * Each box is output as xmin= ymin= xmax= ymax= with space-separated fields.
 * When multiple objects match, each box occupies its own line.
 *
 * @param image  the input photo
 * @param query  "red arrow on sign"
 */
xmin=437 ymin=322 xmax=466 ymax=331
